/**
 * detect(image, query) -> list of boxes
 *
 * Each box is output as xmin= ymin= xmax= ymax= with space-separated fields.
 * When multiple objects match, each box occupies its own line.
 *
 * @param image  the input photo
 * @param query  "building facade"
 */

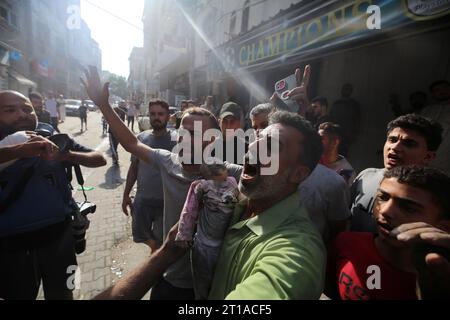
xmin=128 ymin=46 xmax=145 ymax=104
xmin=0 ymin=0 xmax=102 ymax=98
xmin=138 ymin=0 xmax=450 ymax=171
xmin=141 ymin=0 xmax=193 ymax=106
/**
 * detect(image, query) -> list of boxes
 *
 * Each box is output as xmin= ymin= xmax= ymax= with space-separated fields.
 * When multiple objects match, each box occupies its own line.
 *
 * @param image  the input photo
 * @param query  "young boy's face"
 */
xmin=383 ymin=127 xmax=435 ymax=170
xmin=373 ymin=177 xmax=443 ymax=245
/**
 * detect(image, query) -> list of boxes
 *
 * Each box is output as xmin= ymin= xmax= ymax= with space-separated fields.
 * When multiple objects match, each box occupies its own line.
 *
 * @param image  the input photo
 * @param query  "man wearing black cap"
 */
xmin=218 ymin=102 xmax=248 ymax=165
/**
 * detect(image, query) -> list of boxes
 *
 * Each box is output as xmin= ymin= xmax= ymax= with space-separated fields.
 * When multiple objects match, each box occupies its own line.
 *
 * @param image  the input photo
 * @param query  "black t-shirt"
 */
xmin=36 ymin=110 xmax=52 ymax=125
xmin=108 ymin=107 xmax=126 ymax=133
xmin=79 ymin=105 xmax=88 ymax=118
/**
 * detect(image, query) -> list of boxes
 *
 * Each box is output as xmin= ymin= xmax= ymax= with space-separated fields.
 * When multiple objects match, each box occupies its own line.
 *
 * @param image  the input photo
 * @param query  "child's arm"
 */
xmin=176 ymin=180 xmax=203 ymax=244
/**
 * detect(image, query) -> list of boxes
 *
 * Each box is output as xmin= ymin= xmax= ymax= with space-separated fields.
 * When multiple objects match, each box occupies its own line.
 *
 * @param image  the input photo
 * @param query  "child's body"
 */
xmin=176 ymin=163 xmax=239 ymax=299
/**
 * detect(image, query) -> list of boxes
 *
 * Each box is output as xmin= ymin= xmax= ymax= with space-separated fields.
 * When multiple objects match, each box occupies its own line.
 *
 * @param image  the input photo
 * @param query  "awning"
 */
xmin=8 ymin=70 xmax=37 ymax=88
xmin=0 ymin=40 xmax=19 ymax=52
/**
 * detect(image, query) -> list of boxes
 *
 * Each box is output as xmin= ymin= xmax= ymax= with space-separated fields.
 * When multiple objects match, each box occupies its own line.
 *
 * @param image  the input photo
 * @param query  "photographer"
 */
xmin=0 ymin=90 xmax=106 ymax=300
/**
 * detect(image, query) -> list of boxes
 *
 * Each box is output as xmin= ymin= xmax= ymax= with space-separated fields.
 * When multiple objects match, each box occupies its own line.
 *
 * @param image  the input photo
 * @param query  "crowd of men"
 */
xmin=0 ymin=64 xmax=449 ymax=300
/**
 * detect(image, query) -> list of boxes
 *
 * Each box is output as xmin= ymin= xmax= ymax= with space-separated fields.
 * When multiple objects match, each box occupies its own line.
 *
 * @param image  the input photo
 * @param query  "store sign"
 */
xmin=9 ymin=50 xmax=22 ymax=61
xmin=32 ymin=59 xmax=54 ymax=78
xmin=209 ymin=0 xmax=450 ymax=76
xmin=404 ymin=0 xmax=450 ymax=19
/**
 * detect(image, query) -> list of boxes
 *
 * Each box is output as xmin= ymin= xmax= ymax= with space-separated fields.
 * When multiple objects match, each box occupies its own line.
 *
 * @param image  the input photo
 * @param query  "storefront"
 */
xmin=159 ymin=54 xmax=191 ymax=106
xmin=208 ymin=0 xmax=450 ymax=170
xmin=7 ymin=69 xmax=37 ymax=95
xmin=0 ymin=42 xmax=37 ymax=95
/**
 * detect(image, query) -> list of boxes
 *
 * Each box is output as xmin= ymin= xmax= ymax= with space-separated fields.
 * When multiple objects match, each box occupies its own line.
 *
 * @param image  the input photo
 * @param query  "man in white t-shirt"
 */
xmin=44 ymin=93 xmax=60 ymax=133
xmin=127 ymin=101 xmax=137 ymax=132
xmin=318 ymin=122 xmax=355 ymax=185
xmin=57 ymin=95 xmax=66 ymax=123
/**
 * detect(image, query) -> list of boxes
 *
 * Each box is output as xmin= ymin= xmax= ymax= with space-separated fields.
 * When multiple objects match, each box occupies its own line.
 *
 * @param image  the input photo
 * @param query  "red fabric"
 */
xmin=327 ymin=232 xmax=417 ymax=300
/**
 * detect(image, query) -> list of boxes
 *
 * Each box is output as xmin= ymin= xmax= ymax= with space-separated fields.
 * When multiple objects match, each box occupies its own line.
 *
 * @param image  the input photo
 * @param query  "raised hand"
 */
xmin=286 ymin=65 xmax=311 ymax=115
xmin=392 ymin=222 xmax=450 ymax=299
xmin=287 ymin=65 xmax=311 ymax=102
xmin=392 ymin=222 xmax=450 ymax=245
xmin=81 ymin=66 xmax=110 ymax=108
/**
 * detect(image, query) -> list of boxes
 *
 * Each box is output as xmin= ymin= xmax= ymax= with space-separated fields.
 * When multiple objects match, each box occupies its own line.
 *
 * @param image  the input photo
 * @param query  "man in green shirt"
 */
xmin=208 ymin=111 xmax=326 ymax=300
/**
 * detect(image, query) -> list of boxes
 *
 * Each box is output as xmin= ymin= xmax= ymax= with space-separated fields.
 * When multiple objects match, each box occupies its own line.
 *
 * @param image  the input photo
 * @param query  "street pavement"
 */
xmin=38 ymin=112 xmax=150 ymax=300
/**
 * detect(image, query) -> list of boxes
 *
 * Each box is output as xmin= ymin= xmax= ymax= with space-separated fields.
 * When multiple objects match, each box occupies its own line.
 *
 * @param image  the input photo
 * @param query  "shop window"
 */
xmin=9 ymin=12 xmax=18 ymax=29
xmin=0 ymin=6 xmax=8 ymax=22
xmin=229 ymin=10 xmax=236 ymax=36
xmin=241 ymin=0 xmax=250 ymax=34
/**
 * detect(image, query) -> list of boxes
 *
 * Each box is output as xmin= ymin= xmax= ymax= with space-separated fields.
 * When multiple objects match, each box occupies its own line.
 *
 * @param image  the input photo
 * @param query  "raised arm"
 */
xmin=81 ymin=66 xmax=153 ymax=164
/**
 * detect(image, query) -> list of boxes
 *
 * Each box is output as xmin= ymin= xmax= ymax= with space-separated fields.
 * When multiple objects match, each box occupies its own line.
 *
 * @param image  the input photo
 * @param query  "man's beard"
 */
xmin=0 ymin=120 xmax=36 ymax=138
xmin=151 ymin=121 xmax=167 ymax=131
xmin=239 ymin=168 xmax=291 ymax=200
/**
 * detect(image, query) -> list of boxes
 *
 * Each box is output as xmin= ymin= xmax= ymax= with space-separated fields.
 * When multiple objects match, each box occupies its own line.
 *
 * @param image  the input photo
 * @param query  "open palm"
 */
xmin=81 ymin=66 xmax=110 ymax=107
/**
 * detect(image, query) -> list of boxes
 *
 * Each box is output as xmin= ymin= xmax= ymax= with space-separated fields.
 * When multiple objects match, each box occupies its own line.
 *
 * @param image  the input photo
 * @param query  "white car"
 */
xmin=64 ymin=99 xmax=82 ymax=117
xmin=137 ymin=107 xmax=179 ymax=132
xmin=85 ymin=100 xmax=97 ymax=111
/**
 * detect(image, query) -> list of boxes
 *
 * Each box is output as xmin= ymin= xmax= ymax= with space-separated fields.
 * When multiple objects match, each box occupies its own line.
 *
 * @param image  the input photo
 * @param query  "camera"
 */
xmin=36 ymin=123 xmax=73 ymax=153
xmin=71 ymin=201 xmax=97 ymax=254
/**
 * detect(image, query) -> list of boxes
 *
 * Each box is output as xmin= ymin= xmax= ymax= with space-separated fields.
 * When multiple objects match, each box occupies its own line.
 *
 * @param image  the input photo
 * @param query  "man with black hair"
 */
xmin=327 ymin=166 xmax=450 ymax=300
xmin=420 ymin=80 xmax=450 ymax=176
xmin=391 ymin=91 xmax=427 ymax=117
xmin=351 ymin=114 xmax=443 ymax=232
xmin=250 ymin=103 xmax=274 ymax=133
xmin=208 ymin=110 xmax=326 ymax=299
xmin=318 ymin=122 xmax=355 ymax=185
xmin=218 ymin=102 xmax=248 ymax=164
xmin=29 ymin=92 xmax=51 ymax=125
xmin=122 ymin=99 xmax=177 ymax=253
xmin=309 ymin=96 xmax=332 ymax=128
xmin=174 ymin=100 xmax=189 ymax=130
